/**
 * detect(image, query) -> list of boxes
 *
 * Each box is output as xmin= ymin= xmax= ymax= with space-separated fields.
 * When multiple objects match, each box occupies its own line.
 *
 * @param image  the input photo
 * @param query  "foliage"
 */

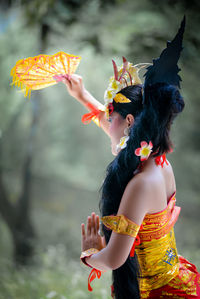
xmin=0 ymin=243 xmax=111 ymax=299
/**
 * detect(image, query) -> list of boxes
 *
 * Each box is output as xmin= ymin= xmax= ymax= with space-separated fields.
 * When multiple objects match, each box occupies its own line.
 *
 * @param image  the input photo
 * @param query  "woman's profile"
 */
xmin=55 ymin=16 xmax=200 ymax=299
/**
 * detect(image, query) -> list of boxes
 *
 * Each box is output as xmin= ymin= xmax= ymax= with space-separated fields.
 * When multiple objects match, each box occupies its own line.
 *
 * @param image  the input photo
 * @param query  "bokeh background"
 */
xmin=0 ymin=0 xmax=199 ymax=298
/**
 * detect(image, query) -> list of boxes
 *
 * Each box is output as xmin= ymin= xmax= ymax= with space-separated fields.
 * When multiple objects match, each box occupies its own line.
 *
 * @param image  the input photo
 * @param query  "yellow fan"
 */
xmin=10 ymin=51 xmax=81 ymax=98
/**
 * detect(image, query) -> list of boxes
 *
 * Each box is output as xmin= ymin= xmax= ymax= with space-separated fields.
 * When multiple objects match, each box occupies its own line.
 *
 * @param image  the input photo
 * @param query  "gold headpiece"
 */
xmin=104 ymin=57 xmax=151 ymax=119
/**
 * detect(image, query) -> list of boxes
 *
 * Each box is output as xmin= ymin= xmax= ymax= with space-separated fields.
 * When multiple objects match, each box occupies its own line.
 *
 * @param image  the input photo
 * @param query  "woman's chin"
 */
xmin=112 ymin=151 xmax=117 ymax=156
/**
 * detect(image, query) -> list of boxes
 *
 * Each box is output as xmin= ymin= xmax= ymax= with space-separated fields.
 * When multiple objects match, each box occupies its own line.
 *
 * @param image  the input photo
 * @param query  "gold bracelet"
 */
xmin=80 ymin=248 xmax=100 ymax=268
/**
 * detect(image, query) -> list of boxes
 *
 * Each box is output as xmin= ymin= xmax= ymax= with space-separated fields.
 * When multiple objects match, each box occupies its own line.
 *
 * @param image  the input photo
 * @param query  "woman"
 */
xmin=56 ymin=17 xmax=200 ymax=298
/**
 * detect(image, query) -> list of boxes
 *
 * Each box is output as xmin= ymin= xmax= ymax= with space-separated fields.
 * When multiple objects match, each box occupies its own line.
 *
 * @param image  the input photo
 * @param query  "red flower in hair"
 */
xmin=135 ymin=141 xmax=153 ymax=161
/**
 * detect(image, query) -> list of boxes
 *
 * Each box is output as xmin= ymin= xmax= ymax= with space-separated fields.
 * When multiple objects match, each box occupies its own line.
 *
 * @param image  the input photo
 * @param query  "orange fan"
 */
xmin=10 ymin=51 xmax=81 ymax=98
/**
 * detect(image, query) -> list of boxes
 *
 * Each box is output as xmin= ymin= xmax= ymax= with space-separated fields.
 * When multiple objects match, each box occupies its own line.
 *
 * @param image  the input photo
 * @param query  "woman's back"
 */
xmin=135 ymin=156 xmax=177 ymax=215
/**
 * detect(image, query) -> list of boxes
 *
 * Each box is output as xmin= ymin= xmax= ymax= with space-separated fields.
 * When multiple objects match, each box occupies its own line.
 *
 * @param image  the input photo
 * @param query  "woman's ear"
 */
xmin=126 ymin=114 xmax=134 ymax=127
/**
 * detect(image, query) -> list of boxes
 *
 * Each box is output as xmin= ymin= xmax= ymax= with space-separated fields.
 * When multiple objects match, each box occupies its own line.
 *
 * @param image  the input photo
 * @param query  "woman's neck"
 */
xmin=137 ymin=153 xmax=167 ymax=173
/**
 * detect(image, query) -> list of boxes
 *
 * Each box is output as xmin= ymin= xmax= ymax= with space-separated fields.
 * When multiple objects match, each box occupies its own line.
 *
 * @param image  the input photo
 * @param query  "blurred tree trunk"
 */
xmin=0 ymin=100 xmax=37 ymax=264
xmin=0 ymin=0 xmax=121 ymax=264
xmin=0 ymin=22 xmax=49 ymax=265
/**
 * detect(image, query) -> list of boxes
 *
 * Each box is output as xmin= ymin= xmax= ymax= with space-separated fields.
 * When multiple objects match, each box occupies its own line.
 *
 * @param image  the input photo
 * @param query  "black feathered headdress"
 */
xmin=143 ymin=16 xmax=186 ymax=105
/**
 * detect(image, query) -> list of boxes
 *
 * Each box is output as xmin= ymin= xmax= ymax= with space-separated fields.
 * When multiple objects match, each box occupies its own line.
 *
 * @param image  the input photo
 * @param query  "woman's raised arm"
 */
xmin=56 ymin=74 xmax=111 ymax=137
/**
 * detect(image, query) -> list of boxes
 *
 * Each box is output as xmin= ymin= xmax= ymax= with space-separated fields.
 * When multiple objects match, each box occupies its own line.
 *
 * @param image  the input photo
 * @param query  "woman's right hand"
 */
xmin=54 ymin=74 xmax=86 ymax=99
xmin=81 ymin=212 xmax=106 ymax=252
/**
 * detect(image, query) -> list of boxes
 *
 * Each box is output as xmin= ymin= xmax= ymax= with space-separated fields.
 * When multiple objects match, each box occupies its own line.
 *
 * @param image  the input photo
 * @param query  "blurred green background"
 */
xmin=0 ymin=0 xmax=199 ymax=298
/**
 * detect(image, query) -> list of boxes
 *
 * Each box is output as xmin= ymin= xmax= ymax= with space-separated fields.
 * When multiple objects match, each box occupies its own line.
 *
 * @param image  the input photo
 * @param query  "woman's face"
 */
xmin=108 ymin=111 xmax=132 ymax=156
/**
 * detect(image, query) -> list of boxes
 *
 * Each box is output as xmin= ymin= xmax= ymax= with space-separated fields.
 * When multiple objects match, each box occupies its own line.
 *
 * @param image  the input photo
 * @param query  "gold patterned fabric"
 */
xmin=138 ymin=228 xmax=179 ymax=291
xmin=140 ymin=255 xmax=200 ymax=298
xmin=136 ymin=192 xmax=180 ymax=291
xmin=136 ymin=192 xmax=200 ymax=298
xmin=101 ymin=214 xmax=140 ymax=238
xmin=101 ymin=192 xmax=200 ymax=298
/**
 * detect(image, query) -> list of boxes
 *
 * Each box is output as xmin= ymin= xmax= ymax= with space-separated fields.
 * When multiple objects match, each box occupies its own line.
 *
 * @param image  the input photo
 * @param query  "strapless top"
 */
xmin=136 ymin=191 xmax=181 ymax=291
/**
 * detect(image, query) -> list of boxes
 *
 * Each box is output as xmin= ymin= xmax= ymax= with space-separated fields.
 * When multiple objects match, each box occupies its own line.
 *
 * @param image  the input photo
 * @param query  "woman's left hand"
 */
xmin=81 ymin=212 xmax=106 ymax=252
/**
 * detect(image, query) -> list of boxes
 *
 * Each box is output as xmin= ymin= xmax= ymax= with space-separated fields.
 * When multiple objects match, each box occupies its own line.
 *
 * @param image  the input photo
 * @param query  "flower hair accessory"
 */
xmin=135 ymin=141 xmax=153 ymax=161
xmin=81 ymin=57 xmax=151 ymax=125
xmin=104 ymin=57 xmax=151 ymax=119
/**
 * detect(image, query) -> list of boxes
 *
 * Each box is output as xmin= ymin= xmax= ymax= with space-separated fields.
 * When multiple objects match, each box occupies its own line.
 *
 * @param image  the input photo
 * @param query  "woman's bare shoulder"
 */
xmin=118 ymin=174 xmax=153 ymax=224
xmin=124 ymin=173 xmax=155 ymax=212
xmin=126 ymin=158 xmax=176 ymax=213
xmin=159 ymin=158 xmax=177 ymax=198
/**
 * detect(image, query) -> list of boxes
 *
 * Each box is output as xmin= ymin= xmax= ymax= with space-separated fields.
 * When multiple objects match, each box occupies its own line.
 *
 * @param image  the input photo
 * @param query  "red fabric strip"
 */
xmin=88 ymin=268 xmax=102 ymax=292
xmin=81 ymin=103 xmax=101 ymax=125
xmin=130 ymin=234 xmax=141 ymax=257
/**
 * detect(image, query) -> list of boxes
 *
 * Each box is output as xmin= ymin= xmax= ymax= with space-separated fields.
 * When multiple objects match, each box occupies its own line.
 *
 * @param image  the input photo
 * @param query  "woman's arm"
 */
xmin=57 ymin=74 xmax=111 ymax=137
xmin=81 ymin=175 xmax=151 ymax=271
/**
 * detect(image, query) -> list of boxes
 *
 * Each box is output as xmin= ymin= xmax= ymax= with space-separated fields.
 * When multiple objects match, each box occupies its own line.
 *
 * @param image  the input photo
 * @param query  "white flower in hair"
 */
xmin=103 ymin=57 xmax=151 ymax=119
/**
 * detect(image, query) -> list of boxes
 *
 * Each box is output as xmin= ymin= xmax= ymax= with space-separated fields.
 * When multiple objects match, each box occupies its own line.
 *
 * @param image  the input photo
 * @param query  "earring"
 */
xmin=116 ymin=126 xmax=130 ymax=153
xmin=124 ymin=126 xmax=130 ymax=136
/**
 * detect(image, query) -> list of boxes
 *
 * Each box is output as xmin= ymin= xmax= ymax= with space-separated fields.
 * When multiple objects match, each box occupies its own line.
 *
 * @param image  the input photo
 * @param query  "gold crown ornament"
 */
xmin=104 ymin=57 xmax=151 ymax=119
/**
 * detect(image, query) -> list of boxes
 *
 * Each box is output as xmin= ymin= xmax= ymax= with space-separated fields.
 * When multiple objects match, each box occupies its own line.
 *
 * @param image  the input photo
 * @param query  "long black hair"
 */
xmin=99 ymin=83 xmax=184 ymax=299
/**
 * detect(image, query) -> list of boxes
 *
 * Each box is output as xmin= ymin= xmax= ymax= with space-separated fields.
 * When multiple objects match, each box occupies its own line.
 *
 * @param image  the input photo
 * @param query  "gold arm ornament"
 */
xmin=101 ymin=214 xmax=140 ymax=238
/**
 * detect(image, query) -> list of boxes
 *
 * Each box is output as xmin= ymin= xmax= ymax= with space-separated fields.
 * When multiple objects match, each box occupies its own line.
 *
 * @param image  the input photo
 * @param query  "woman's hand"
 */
xmin=54 ymin=74 xmax=86 ymax=99
xmin=81 ymin=212 xmax=106 ymax=252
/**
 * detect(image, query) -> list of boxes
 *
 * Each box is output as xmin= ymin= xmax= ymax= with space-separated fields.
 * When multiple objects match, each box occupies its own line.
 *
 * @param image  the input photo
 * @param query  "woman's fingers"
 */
xmin=91 ymin=212 xmax=96 ymax=234
xmin=67 ymin=74 xmax=81 ymax=84
xmin=81 ymin=223 xmax=85 ymax=237
xmin=85 ymin=212 xmax=100 ymax=236
xmin=54 ymin=75 xmax=72 ymax=91
xmin=91 ymin=212 xmax=101 ymax=235
xmin=55 ymin=73 xmax=84 ymax=99
xmin=64 ymin=79 xmax=72 ymax=90
xmin=96 ymin=215 xmax=100 ymax=232
xmin=82 ymin=213 xmax=105 ymax=251
xmin=87 ymin=216 xmax=92 ymax=235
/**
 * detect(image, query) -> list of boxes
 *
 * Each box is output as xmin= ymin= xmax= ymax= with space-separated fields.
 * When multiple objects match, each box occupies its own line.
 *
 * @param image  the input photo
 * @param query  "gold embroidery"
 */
xmin=135 ymin=193 xmax=181 ymax=291
xmin=139 ymin=194 xmax=180 ymax=242
xmin=137 ymin=228 xmax=179 ymax=291
xmin=80 ymin=248 xmax=99 ymax=259
xmin=101 ymin=214 xmax=140 ymax=238
xmin=167 ymin=256 xmax=199 ymax=296
xmin=135 ymin=193 xmax=200 ymax=297
xmin=80 ymin=248 xmax=100 ymax=267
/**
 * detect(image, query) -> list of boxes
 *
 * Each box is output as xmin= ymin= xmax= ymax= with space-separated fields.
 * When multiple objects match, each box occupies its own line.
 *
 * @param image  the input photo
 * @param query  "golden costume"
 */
xmin=137 ymin=189 xmax=200 ymax=298
xmin=101 ymin=155 xmax=200 ymax=299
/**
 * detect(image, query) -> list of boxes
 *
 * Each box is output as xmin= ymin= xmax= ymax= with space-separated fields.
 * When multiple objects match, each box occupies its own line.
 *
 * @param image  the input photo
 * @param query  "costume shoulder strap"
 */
xmin=101 ymin=214 xmax=140 ymax=238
